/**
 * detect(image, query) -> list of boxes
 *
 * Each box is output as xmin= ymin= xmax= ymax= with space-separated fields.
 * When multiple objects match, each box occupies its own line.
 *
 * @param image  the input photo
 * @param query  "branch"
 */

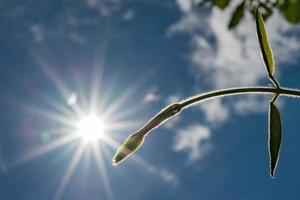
xmin=179 ymin=86 xmax=299 ymax=108
xmin=112 ymin=86 xmax=300 ymax=165
xmin=132 ymin=86 xmax=300 ymax=139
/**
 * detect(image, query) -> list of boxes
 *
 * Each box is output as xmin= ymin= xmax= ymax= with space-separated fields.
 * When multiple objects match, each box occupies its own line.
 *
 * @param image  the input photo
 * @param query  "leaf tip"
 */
xmin=270 ymin=170 xmax=275 ymax=179
xmin=268 ymin=102 xmax=281 ymax=179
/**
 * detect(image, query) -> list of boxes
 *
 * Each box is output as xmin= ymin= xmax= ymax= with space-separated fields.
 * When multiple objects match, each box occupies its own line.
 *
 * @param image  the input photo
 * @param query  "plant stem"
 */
xmin=133 ymin=86 xmax=300 ymax=139
xmin=179 ymin=86 xmax=300 ymax=109
xmin=269 ymin=76 xmax=280 ymax=88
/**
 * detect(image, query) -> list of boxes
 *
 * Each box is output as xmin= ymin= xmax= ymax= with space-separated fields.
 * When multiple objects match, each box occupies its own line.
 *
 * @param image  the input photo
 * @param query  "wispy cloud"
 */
xmin=86 ymin=0 xmax=122 ymax=17
xmin=233 ymin=95 xmax=269 ymax=115
xmin=68 ymin=32 xmax=87 ymax=44
xmin=168 ymin=0 xmax=300 ymax=162
xmin=176 ymin=0 xmax=194 ymax=12
xmin=122 ymin=9 xmax=135 ymax=21
xmin=233 ymin=95 xmax=284 ymax=115
xmin=200 ymin=99 xmax=229 ymax=124
xmin=143 ymin=88 xmax=161 ymax=103
xmin=158 ymin=169 xmax=179 ymax=186
xmin=29 ymin=24 xmax=44 ymax=43
xmin=150 ymin=167 xmax=179 ymax=186
xmin=163 ymin=115 xmax=180 ymax=129
xmin=169 ymin=1 xmax=300 ymax=88
xmin=137 ymin=158 xmax=179 ymax=186
xmin=173 ymin=124 xmax=211 ymax=163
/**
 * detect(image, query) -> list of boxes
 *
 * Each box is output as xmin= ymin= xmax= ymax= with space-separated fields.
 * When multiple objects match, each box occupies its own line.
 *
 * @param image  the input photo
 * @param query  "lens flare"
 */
xmin=16 ymin=44 xmax=158 ymax=200
xmin=76 ymin=114 xmax=107 ymax=142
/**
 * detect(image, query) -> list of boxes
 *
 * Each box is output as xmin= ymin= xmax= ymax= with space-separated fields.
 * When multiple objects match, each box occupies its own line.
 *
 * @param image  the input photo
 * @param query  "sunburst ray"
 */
xmin=54 ymin=141 xmax=87 ymax=200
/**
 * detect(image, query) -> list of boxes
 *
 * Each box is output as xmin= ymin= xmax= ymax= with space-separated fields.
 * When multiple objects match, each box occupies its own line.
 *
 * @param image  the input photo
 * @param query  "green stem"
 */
xmin=271 ymin=93 xmax=279 ymax=103
xmin=269 ymin=76 xmax=280 ymax=88
xmin=179 ymin=86 xmax=300 ymax=109
xmin=112 ymin=86 xmax=300 ymax=165
xmin=135 ymin=86 xmax=300 ymax=138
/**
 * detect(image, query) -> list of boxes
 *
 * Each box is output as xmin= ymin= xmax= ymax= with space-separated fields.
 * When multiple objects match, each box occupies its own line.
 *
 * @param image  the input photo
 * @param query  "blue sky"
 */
xmin=1 ymin=0 xmax=300 ymax=199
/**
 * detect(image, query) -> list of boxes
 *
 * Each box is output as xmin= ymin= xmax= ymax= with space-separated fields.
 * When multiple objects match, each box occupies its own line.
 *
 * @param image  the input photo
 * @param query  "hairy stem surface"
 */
xmin=179 ymin=86 xmax=300 ymax=109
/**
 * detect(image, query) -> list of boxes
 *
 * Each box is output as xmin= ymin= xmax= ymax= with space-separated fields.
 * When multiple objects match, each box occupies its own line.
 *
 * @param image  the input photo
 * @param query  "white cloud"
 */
xmin=168 ymin=2 xmax=300 ymax=116
xmin=173 ymin=124 xmax=211 ymax=163
xmin=158 ymin=169 xmax=179 ymax=186
xmin=143 ymin=88 xmax=161 ymax=103
xmin=200 ymin=99 xmax=229 ymax=123
xmin=29 ymin=24 xmax=44 ymax=43
xmin=233 ymin=95 xmax=269 ymax=115
xmin=123 ymin=9 xmax=135 ymax=21
xmin=69 ymin=32 xmax=87 ymax=44
xmin=167 ymin=12 xmax=210 ymax=37
xmin=185 ymin=10 xmax=265 ymax=88
xmin=136 ymin=158 xmax=179 ymax=186
xmin=233 ymin=95 xmax=284 ymax=115
xmin=166 ymin=94 xmax=182 ymax=104
xmin=86 ymin=0 xmax=121 ymax=16
xmin=169 ymin=2 xmax=300 ymax=89
xmin=168 ymin=2 xmax=300 ymax=163
xmin=176 ymin=0 xmax=193 ymax=12
xmin=163 ymin=115 xmax=180 ymax=129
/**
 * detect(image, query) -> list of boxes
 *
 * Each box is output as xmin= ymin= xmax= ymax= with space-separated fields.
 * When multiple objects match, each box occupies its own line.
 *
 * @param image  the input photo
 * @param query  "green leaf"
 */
xmin=280 ymin=0 xmax=300 ymax=24
xmin=268 ymin=102 xmax=282 ymax=178
xmin=256 ymin=7 xmax=275 ymax=77
xmin=112 ymin=132 xmax=145 ymax=166
xmin=228 ymin=2 xmax=245 ymax=29
xmin=213 ymin=0 xmax=231 ymax=10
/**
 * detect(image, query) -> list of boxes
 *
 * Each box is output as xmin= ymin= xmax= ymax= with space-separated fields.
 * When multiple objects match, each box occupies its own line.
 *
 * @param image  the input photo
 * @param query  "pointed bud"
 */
xmin=112 ymin=103 xmax=182 ymax=166
xmin=112 ymin=132 xmax=145 ymax=166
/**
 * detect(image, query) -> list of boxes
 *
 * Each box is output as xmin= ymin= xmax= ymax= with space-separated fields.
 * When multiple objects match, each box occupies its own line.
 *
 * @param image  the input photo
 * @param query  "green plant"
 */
xmin=112 ymin=7 xmax=300 ymax=178
xmin=198 ymin=0 xmax=300 ymax=29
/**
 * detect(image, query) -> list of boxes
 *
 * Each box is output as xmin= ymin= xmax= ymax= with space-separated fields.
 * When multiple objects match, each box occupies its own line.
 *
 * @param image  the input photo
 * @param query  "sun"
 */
xmin=76 ymin=114 xmax=107 ymax=142
xmin=16 ymin=50 xmax=149 ymax=200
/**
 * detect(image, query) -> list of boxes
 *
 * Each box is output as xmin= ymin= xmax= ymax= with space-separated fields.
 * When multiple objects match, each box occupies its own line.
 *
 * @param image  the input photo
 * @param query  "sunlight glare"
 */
xmin=20 ymin=49 xmax=149 ymax=200
xmin=77 ymin=114 xmax=107 ymax=142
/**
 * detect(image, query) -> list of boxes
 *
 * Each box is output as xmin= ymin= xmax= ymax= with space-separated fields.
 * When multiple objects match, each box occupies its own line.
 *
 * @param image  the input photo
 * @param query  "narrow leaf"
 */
xmin=256 ymin=7 xmax=275 ymax=77
xmin=228 ymin=2 xmax=245 ymax=29
xmin=268 ymin=102 xmax=282 ymax=178
xmin=112 ymin=132 xmax=145 ymax=166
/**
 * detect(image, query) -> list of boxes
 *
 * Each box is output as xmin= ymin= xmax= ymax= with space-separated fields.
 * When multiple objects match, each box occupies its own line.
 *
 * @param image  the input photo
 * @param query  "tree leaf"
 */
xmin=228 ymin=2 xmax=245 ymax=29
xmin=280 ymin=0 xmax=300 ymax=24
xmin=256 ymin=7 xmax=275 ymax=77
xmin=112 ymin=132 xmax=145 ymax=166
xmin=213 ymin=0 xmax=231 ymax=10
xmin=268 ymin=102 xmax=282 ymax=178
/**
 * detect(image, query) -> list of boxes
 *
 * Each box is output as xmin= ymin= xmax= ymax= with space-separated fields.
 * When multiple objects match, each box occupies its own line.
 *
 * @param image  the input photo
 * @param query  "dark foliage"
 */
xmin=198 ymin=0 xmax=300 ymax=29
